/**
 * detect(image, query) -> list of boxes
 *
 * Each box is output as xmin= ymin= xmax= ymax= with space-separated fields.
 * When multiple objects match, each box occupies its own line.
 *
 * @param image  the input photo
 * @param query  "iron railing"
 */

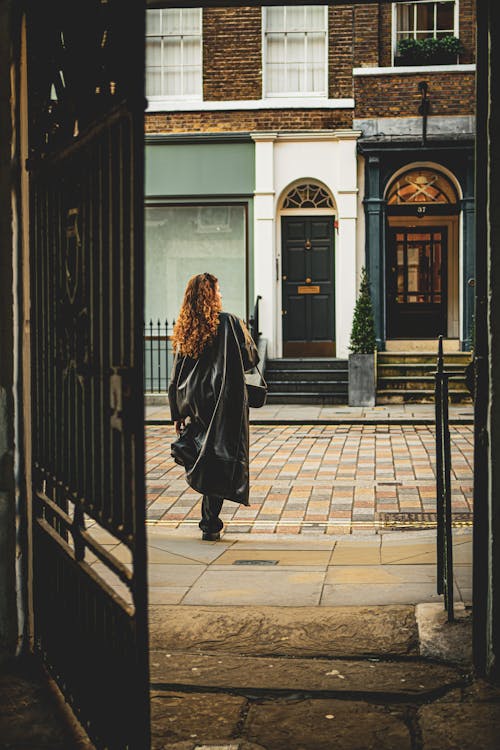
xmin=144 ymin=319 xmax=174 ymax=393
xmin=435 ymin=335 xmax=455 ymax=621
xmin=249 ymin=295 xmax=262 ymax=346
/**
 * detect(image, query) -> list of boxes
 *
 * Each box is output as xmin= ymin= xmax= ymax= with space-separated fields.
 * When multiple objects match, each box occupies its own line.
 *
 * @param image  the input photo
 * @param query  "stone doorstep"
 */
xmin=148 ymin=605 xmax=419 ymax=658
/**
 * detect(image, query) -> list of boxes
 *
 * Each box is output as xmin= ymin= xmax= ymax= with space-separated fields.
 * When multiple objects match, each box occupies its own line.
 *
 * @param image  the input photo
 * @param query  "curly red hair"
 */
xmin=172 ymin=273 xmax=222 ymax=358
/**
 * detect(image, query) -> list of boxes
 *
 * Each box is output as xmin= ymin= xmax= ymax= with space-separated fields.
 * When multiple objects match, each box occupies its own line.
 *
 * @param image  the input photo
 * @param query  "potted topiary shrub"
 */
xmin=348 ymin=267 xmax=377 ymax=407
xmin=395 ymin=35 xmax=463 ymax=66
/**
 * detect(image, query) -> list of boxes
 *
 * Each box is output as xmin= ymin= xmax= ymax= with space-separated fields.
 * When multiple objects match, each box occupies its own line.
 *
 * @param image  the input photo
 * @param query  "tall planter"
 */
xmin=348 ymin=353 xmax=376 ymax=407
xmin=348 ymin=267 xmax=377 ymax=407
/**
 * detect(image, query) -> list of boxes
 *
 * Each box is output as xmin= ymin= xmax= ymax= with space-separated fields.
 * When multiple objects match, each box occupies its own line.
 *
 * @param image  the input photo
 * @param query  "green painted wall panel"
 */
xmin=145 ymin=142 xmax=255 ymax=197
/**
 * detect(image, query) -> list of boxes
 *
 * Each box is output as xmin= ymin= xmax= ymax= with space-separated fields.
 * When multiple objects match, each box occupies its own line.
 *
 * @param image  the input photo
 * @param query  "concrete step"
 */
xmin=378 ymin=353 xmax=471 ymax=365
xmin=267 ymin=380 xmax=348 ymax=394
xmin=377 ymin=390 xmax=472 ymax=404
xmin=377 ymin=376 xmax=468 ymax=391
xmin=266 ymin=369 xmax=348 ymax=382
xmin=266 ymin=358 xmax=348 ymax=371
xmin=267 ymin=393 xmax=348 ymax=404
xmin=378 ymin=364 xmax=468 ymax=377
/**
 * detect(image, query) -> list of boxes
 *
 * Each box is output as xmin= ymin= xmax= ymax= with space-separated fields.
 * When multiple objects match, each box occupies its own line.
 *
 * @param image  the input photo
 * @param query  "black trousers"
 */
xmin=199 ymin=495 xmax=224 ymax=533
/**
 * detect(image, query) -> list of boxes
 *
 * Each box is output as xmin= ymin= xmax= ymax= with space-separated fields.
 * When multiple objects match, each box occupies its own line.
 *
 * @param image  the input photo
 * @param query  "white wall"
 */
xmin=252 ymin=131 xmax=362 ymax=358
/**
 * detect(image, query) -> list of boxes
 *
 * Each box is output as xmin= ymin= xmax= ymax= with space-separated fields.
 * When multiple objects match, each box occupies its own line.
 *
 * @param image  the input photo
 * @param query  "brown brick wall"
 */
xmin=329 ymin=4 xmax=354 ymax=98
xmin=145 ymin=109 xmax=353 ymax=135
xmin=380 ymin=0 xmax=476 ymax=67
xmin=459 ymin=0 xmax=476 ymax=65
xmin=353 ymin=3 xmax=379 ymax=68
xmin=379 ymin=2 xmax=392 ymax=68
xmin=203 ymin=7 xmax=261 ymax=101
xmin=354 ymin=72 xmax=476 ymax=119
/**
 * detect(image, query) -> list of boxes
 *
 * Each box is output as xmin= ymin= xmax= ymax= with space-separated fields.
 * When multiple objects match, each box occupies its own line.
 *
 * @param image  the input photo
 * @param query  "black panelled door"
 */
xmin=282 ymin=216 xmax=335 ymax=356
xmin=387 ymin=227 xmax=447 ymax=338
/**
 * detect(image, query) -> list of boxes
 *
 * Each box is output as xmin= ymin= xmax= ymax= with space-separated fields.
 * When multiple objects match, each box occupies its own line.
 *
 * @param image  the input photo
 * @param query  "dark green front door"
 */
xmin=282 ymin=216 xmax=335 ymax=356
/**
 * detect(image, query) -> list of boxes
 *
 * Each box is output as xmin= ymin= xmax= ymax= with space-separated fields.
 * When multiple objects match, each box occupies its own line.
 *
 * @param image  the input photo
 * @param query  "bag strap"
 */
xmin=253 ymin=360 xmax=267 ymax=389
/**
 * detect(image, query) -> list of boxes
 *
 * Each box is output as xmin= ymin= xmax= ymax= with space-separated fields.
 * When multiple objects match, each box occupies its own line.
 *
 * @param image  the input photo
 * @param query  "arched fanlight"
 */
xmin=387 ymin=168 xmax=458 ymax=205
xmin=282 ymin=183 xmax=334 ymax=209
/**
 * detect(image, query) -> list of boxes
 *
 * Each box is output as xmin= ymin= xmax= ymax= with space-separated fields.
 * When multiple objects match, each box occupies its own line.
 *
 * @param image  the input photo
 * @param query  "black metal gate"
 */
xmin=27 ymin=2 xmax=150 ymax=747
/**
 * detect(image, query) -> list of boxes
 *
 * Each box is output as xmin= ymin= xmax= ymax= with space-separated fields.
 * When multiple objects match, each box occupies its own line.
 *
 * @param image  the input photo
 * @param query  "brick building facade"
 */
xmin=145 ymin=1 xmax=476 ymax=357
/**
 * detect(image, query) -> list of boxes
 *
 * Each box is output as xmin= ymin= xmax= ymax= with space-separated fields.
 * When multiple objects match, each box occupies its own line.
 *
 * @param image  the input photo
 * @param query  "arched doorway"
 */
xmin=279 ymin=182 xmax=337 ymax=356
xmin=385 ymin=167 xmax=460 ymax=340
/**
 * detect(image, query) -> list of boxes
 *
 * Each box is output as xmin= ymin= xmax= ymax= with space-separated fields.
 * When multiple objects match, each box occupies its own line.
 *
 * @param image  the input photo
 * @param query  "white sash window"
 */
xmin=263 ymin=5 xmax=328 ymax=98
xmin=146 ymin=8 xmax=202 ymax=100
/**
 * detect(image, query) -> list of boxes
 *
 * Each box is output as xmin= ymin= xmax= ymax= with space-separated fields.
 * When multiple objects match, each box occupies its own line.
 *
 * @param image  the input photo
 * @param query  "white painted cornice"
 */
xmin=353 ymin=64 xmax=476 ymax=76
xmin=147 ymin=97 xmax=355 ymax=112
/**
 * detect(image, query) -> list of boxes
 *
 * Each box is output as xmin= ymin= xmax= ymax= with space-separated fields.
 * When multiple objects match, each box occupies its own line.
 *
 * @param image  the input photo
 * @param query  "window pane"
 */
xmin=397 ymin=3 xmax=414 ymax=34
xmin=286 ymin=5 xmax=306 ymax=32
xmin=306 ymin=6 xmax=326 ymax=31
xmin=267 ymin=35 xmax=284 ymax=63
xmin=308 ymin=32 xmax=325 ymax=63
xmin=146 ymin=38 xmax=161 ymax=67
xmin=287 ymin=34 xmax=306 ymax=63
xmin=266 ymin=7 xmax=285 ymax=32
xmin=288 ymin=63 xmax=301 ymax=92
xmin=267 ymin=64 xmax=286 ymax=95
xmin=164 ymin=69 xmax=181 ymax=96
xmin=183 ymin=37 xmax=201 ymax=66
xmin=164 ymin=38 xmax=180 ymax=66
xmin=437 ymin=1 xmax=454 ymax=30
xmin=310 ymin=64 xmax=325 ymax=93
xmin=145 ymin=68 xmax=162 ymax=97
xmin=183 ymin=68 xmax=201 ymax=97
xmin=165 ymin=9 xmax=181 ymax=34
xmin=145 ymin=206 xmax=247 ymax=325
xmin=182 ymin=8 xmax=201 ymax=34
xmin=146 ymin=10 xmax=161 ymax=35
xmin=416 ymin=3 xmax=435 ymax=31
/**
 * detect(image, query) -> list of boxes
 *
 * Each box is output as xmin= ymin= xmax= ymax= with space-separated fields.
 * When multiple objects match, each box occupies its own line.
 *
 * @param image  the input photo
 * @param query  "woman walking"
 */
xmin=169 ymin=273 xmax=259 ymax=540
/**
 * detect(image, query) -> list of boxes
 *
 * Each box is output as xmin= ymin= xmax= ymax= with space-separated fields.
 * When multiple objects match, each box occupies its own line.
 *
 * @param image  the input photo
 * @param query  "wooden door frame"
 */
xmin=386 ymin=214 xmax=460 ymax=341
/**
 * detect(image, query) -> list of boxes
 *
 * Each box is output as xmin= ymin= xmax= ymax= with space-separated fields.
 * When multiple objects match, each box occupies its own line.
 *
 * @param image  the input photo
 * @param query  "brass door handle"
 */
xmin=282 ymin=274 xmax=287 ymax=281
xmin=306 ymin=277 xmax=312 ymax=283
xmin=304 ymin=240 xmax=312 ymax=250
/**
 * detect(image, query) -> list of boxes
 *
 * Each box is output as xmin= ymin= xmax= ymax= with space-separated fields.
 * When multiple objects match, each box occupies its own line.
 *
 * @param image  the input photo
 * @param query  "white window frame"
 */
xmin=262 ymin=5 xmax=328 ymax=99
xmin=146 ymin=7 xmax=203 ymax=102
xmin=391 ymin=1 xmax=459 ymax=66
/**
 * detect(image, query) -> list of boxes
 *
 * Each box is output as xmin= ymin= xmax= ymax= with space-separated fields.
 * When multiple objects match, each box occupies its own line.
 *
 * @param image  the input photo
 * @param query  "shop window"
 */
xmin=263 ymin=5 xmax=328 ymax=97
xmin=145 ymin=205 xmax=246 ymax=324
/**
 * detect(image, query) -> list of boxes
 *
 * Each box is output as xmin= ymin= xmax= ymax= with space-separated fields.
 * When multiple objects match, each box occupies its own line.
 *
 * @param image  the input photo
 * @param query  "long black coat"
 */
xmin=168 ymin=312 xmax=259 ymax=505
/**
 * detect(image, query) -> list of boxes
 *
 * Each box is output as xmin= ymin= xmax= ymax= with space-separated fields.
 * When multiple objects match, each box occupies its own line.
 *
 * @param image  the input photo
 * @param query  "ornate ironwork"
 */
xmin=387 ymin=168 xmax=458 ymax=205
xmin=282 ymin=183 xmax=334 ymax=209
xmin=28 ymin=2 xmax=150 ymax=748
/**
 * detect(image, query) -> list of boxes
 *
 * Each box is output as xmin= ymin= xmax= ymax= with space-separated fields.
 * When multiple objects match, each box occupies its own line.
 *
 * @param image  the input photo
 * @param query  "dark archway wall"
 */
xmin=0 ymin=0 xmax=20 ymax=662
xmin=473 ymin=0 xmax=500 ymax=682
xmin=360 ymin=142 xmax=475 ymax=350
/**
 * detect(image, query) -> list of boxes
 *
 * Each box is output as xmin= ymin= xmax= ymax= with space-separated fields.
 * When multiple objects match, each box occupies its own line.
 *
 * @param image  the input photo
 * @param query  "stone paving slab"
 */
xmin=145 ymin=424 xmax=474 ymax=535
xmin=419 ymin=703 xmax=500 ymax=749
xmin=243 ymin=698 xmax=412 ymax=750
xmin=146 ymin=403 xmax=473 ymax=424
xmin=149 ymin=651 xmax=464 ymax=697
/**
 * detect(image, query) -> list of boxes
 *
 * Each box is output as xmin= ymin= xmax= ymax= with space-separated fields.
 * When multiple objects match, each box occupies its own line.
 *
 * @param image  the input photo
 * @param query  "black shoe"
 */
xmin=201 ymin=531 xmax=221 ymax=541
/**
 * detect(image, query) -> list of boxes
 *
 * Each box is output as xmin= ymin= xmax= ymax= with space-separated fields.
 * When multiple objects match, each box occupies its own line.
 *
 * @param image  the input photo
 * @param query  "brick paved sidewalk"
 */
xmin=145 ymin=424 xmax=473 ymax=535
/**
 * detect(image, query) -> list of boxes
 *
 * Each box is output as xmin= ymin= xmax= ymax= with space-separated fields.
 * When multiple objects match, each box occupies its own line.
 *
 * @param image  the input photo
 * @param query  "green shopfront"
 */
xmin=145 ymin=135 xmax=255 ymax=326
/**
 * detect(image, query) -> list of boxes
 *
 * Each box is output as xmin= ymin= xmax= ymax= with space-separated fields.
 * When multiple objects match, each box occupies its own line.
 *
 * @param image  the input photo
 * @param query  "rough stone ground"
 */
xmin=146 ymin=604 xmax=500 ymax=750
